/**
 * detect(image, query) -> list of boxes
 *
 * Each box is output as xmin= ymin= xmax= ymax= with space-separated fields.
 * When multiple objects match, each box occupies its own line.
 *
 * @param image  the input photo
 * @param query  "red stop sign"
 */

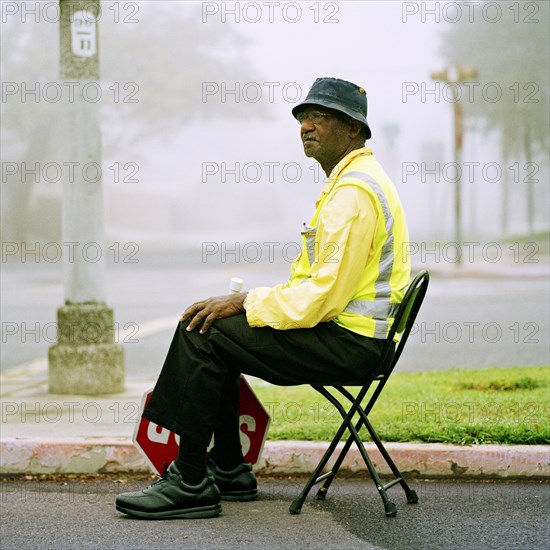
xmin=133 ymin=376 xmax=270 ymax=475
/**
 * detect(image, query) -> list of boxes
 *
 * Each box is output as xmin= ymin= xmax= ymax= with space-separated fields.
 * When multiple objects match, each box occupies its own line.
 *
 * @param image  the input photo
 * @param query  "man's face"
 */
xmin=298 ymin=106 xmax=351 ymax=165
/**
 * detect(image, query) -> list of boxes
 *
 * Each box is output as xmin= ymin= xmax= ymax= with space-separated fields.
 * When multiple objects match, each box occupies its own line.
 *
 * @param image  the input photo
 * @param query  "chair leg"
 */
xmin=362 ymin=418 xmax=419 ymax=505
xmin=309 ymin=386 xmax=358 ymax=501
xmin=320 ymin=405 xmax=418 ymax=512
xmin=341 ymin=421 xmax=399 ymax=516
xmin=344 ymin=389 xmax=419 ymax=507
xmin=290 ymin=388 xmax=363 ymax=514
xmin=315 ymin=432 xmax=354 ymax=499
xmin=314 ymin=390 xmax=394 ymax=501
xmin=289 ymin=432 xmax=342 ymax=514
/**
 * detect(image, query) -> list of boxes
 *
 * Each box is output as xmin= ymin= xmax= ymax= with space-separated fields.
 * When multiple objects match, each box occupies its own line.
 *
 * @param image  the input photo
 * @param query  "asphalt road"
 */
xmin=2 ymin=253 xmax=548 ymax=376
xmin=1 ymin=476 xmax=548 ymax=550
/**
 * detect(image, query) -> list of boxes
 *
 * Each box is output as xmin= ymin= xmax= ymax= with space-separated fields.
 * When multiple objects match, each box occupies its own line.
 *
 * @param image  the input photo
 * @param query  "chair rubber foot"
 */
xmin=316 ymin=487 xmax=328 ymax=501
xmin=407 ymin=490 xmax=419 ymax=504
xmin=384 ymin=501 xmax=397 ymax=517
xmin=289 ymin=499 xmax=303 ymax=515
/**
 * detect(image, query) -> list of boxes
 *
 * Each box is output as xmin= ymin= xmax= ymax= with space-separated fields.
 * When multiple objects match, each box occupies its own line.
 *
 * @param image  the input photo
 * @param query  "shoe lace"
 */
xmin=150 ymin=461 xmax=169 ymax=486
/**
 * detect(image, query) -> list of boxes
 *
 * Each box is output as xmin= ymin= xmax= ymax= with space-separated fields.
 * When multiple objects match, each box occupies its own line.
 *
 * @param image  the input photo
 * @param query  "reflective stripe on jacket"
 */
xmin=331 ymin=167 xmax=410 ymax=338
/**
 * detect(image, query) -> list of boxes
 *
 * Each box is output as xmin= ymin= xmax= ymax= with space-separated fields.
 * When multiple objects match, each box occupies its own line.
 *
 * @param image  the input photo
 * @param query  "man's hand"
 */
xmin=180 ymin=292 xmax=248 ymax=334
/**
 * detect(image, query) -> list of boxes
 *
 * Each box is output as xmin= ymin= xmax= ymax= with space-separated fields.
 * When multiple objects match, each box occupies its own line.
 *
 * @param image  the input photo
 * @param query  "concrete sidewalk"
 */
xmin=1 ymin=364 xmax=548 ymax=479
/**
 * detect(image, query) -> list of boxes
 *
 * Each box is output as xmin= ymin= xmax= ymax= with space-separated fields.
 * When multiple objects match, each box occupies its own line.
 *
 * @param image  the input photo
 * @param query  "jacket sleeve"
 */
xmin=245 ymin=185 xmax=377 ymax=329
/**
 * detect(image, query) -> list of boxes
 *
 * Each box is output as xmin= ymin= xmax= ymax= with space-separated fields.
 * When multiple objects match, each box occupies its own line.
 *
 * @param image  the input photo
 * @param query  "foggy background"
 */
xmin=2 ymin=0 xmax=548 ymax=252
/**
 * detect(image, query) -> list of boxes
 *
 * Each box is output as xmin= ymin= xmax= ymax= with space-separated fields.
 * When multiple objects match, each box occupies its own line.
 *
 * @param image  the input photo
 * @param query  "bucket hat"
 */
xmin=292 ymin=77 xmax=372 ymax=139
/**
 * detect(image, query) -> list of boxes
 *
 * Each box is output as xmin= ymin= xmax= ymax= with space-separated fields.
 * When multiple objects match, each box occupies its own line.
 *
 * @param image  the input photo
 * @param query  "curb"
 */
xmin=1 ymin=438 xmax=548 ymax=479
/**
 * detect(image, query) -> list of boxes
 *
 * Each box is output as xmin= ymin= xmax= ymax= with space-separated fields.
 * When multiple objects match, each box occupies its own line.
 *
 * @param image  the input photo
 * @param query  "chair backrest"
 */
xmin=374 ymin=270 xmax=430 ymax=378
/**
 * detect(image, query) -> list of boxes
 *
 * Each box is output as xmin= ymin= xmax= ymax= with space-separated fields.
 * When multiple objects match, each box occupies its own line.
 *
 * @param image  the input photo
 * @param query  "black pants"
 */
xmin=143 ymin=314 xmax=386 ymax=450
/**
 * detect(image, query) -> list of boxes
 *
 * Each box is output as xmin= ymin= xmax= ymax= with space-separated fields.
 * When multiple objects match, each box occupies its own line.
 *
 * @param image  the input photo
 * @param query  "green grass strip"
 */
xmin=252 ymin=366 xmax=549 ymax=445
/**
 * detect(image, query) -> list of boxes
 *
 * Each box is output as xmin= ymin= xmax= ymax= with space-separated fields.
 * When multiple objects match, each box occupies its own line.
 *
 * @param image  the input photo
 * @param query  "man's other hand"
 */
xmin=180 ymin=293 xmax=248 ymax=334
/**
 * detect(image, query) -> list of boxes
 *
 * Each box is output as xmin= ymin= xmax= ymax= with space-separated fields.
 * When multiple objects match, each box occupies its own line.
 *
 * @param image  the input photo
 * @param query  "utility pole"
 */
xmin=48 ymin=0 xmax=124 ymax=394
xmin=431 ymin=64 xmax=477 ymax=265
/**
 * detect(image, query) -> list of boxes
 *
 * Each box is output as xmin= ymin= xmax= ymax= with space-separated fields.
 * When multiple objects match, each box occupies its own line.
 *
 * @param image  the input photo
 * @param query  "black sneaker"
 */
xmin=115 ymin=462 xmax=221 ymax=519
xmin=207 ymin=459 xmax=258 ymax=501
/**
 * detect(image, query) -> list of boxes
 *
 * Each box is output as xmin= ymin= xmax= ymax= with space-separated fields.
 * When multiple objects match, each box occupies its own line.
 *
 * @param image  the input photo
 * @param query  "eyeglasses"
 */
xmin=296 ymin=111 xmax=333 ymax=125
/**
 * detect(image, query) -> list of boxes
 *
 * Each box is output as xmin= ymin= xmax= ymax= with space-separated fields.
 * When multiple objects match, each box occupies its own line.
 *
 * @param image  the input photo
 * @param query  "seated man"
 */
xmin=116 ymin=77 xmax=411 ymax=519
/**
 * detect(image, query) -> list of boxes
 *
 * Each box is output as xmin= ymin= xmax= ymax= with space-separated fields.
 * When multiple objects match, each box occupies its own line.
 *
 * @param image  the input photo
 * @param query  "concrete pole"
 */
xmin=453 ymin=94 xmax=463 ymax=265
xmin=524 ymin=126 xmax=535 ymax=241
xmin=48 ymin=0 xmax=124 ymax=394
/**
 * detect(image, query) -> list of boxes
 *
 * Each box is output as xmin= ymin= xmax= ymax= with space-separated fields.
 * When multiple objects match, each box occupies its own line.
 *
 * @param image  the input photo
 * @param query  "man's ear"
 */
xmin=347 ymin=118 xmax=362 ymax=139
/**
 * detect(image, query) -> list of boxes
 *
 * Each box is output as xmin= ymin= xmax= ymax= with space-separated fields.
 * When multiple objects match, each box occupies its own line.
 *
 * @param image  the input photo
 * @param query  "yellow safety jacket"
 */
xmin=245 ymin=147 xmax=411 ymax=339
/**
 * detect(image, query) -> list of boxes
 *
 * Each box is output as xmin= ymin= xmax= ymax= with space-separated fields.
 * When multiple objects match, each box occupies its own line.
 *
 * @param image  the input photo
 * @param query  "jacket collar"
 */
xmin=316 ymin=147 xmax=373 ymax=205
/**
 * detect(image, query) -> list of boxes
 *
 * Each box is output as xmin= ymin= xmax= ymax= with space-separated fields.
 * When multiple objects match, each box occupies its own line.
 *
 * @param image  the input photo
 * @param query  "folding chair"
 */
xmin=289 ymin=270 xmax=430 ymax=517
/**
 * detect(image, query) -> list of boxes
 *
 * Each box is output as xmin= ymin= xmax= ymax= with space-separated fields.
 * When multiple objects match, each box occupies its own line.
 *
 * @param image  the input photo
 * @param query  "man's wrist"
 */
xmin=242 ymin=292 xmax=249 ymax=311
